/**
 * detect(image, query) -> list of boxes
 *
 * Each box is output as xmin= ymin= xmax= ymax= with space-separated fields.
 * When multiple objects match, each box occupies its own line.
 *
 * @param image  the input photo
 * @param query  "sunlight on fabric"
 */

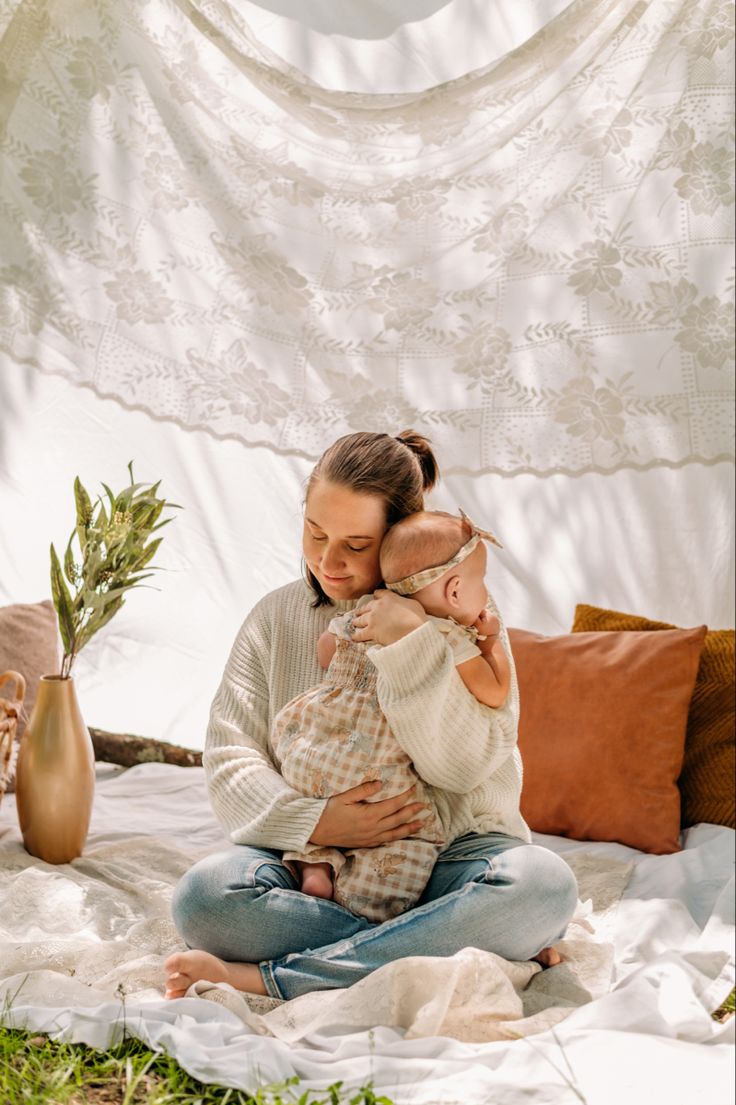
xmin=1 ymin=0 xmax=733 ymax=475
xmin=1 ymin=364 xmax=732 ymax=747
xmin=237 ymin=0 xmax=572 ymax=92
xmin=6 ymin=869 xmax=96 ymax=939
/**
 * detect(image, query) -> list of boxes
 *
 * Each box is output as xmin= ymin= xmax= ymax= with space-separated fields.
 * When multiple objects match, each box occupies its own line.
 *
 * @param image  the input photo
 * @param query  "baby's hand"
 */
xmin=317 ymin=631 xmax=337 ymax=669
xmin=474 ymin=609 xmax=500 ymax=643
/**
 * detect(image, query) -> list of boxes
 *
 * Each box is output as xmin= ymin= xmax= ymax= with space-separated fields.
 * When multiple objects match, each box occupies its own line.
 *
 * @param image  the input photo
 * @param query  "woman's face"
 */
xmin=303 ymin=479 xmax=387 ymax=601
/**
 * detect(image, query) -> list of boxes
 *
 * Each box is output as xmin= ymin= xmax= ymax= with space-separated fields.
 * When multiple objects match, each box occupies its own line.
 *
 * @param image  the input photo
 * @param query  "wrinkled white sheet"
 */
xmin=0 ymin=763 xmax=733 ymax=1104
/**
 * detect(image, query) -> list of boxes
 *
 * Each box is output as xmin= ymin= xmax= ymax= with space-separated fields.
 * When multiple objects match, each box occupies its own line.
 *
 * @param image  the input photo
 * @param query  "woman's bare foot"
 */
xmin=299 ymin=861 xmax=334 ymax=899
xmin=532 ymin=945 xmax=562 ymax=968
xmin=164 ymin=950 xmax=268 ymax=999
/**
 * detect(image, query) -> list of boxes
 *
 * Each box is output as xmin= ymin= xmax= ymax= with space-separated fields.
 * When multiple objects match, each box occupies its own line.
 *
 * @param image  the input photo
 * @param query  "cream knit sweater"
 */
xmin=204 ymin=579 xmax=531 ymax=851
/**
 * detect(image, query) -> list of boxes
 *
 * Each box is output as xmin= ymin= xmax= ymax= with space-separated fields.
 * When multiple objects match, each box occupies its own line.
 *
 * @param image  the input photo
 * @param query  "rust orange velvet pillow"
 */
xmin=573 ymin=605 xmax=735 ymax=830
xmin=509 ymin=624 xmax=707 ymax=854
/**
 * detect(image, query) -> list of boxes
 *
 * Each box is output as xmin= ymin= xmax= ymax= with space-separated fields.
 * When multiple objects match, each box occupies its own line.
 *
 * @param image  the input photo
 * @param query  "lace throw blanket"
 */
xmin=0 ymin=830 xmax=631 ymax=1043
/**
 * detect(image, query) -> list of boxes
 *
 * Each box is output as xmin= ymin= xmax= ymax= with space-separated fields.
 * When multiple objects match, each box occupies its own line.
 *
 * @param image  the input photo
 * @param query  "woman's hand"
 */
xmin=309 ymin=780 xmax=430 ymax=848
xmin=350 ymin=589 xmax=427 ymax=646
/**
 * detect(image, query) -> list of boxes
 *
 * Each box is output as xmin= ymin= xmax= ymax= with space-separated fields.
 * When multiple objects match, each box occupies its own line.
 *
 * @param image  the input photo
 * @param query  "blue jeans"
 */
xmin=171 ymin=832 xmax=578 ymax=1000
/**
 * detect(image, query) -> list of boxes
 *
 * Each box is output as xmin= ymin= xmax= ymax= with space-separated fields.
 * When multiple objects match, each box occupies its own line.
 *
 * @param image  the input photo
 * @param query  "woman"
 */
xmin=165 ymin=430 xmax=578 ymax=1001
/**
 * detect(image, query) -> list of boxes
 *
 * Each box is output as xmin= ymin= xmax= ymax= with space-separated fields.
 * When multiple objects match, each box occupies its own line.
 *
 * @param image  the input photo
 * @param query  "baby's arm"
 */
xmin=456 ymin=612 xmax=511 ymax=709
xmin=317 ymin=630 xmax=337 ymax=669
xmin=476 ymin=610 xmax=511 ymax=700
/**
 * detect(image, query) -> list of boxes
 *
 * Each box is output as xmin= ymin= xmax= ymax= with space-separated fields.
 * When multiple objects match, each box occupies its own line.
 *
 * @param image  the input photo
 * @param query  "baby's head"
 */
xmin=380 ymin=511 xmax=489 ymax=627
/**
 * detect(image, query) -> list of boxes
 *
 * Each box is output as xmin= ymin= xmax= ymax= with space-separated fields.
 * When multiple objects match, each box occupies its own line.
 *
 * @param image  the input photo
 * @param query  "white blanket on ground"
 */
xmin=0 ymin=763 xmax=733 ymax=1105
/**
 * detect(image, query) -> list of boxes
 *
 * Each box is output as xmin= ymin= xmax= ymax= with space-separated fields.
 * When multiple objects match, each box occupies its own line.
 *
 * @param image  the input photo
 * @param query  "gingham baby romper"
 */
xmin=270 ymin=602 xmax=482 ymax=922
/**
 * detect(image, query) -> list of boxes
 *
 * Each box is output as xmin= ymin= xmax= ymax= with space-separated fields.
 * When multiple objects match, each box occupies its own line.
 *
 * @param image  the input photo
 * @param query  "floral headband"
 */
xmin=386 ymin=509 xmax=502 ymax=597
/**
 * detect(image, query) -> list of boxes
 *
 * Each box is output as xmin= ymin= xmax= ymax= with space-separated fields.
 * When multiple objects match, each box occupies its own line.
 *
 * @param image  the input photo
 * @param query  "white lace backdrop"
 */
xmin=0 ymin=0 xmax=734 ymax=746
xmin=1 ymin=0 xmax=733 ymax=474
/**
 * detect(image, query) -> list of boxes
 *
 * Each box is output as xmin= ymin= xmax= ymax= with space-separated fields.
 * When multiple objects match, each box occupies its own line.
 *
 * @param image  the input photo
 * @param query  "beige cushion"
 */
xmin=0 ymin=600 xmax=60 ymax=736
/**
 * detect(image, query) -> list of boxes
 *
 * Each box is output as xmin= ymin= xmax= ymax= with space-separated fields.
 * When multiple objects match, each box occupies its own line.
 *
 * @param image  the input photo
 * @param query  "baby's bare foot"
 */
xmin=164 ymin=950 xmax=267 ymax=998
xmin=300 ymin=861 xmax=334 ymax=900
xmin=531 ymin=945 xmax=562 ymax=968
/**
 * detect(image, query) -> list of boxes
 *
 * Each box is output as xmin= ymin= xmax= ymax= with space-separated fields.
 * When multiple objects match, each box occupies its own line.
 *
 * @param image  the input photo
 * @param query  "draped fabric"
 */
xmin=0 ymin=766 xmax=734 ymax=1103
xmin=0 ymin=0 xmax=733 ymax=475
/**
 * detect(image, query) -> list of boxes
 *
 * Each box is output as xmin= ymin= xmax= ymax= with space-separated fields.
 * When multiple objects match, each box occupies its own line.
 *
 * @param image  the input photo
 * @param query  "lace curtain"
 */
xmin=1 ymin=0 xmax=733 ymax=474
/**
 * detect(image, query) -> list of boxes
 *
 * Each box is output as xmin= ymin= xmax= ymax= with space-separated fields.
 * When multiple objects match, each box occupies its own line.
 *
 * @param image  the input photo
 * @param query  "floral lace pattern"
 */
xmin=0 ymin=837 xmax=193 ymax=1002
xmin=0 ymin=814 xmax=632 ymax=1042
xmin=0 ymin=0 xmax=733 ymax=474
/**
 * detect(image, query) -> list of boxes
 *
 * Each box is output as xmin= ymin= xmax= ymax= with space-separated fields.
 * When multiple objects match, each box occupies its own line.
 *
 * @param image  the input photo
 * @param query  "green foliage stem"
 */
xmin=49 ymin=462 xmax=181 ymax=679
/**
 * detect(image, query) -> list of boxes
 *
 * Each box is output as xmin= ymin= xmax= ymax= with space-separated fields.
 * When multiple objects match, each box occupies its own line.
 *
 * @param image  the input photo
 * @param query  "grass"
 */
xmin=1 ymin=988 xmax=733 ymax=1105
xmin=0 ymin=1027 xmax=394 ymax=1105
xmin=712 ymin=986 xmax=735 ymax=1022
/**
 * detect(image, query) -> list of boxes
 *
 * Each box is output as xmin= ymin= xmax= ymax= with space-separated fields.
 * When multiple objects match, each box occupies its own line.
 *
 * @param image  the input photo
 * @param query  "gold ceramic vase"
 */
xmin=15 ymin=675 xmax=95 ymax=864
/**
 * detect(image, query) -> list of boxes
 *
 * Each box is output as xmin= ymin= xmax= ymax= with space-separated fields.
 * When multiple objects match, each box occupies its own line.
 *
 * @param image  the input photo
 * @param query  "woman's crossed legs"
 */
xmin=165 ymin=832 xmax=578 ymax=1001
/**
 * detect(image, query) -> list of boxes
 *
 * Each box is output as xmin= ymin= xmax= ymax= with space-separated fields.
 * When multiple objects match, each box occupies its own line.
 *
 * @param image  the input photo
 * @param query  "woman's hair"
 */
xmin=304 ymin=429 xmax=439 ymax=606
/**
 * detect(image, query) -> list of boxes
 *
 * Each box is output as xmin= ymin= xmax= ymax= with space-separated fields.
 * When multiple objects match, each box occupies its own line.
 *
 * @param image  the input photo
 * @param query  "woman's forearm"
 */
xmin=205 ymin=739 xmax=327 ymax=851
xmin=370 ymin=621 xmax=519 ymax=792
xmin=206 ymin=661 xmax=327 ymax=851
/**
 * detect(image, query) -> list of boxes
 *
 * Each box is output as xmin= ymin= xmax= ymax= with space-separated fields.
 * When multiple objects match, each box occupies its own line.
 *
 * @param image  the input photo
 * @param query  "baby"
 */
xmin=270 ymin=509 xmax=511 ymax=922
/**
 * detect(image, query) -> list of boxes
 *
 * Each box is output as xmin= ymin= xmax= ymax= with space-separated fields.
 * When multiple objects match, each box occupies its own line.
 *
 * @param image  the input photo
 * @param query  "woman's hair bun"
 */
xmin=395 ymin=429 xmax=439 ymax=493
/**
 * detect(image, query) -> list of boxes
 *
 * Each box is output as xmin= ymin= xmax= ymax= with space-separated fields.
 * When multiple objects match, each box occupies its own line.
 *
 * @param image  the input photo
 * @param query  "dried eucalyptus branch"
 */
xmin=50 ymin=462 xmax=181 ymax=679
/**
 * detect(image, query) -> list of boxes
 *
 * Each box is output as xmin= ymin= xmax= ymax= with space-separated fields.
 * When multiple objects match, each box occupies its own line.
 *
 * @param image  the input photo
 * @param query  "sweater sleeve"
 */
xmin=368 ymin=618 xmax=520 ymax=795
xmin=204 ymin=605 xmax=327 ymax=852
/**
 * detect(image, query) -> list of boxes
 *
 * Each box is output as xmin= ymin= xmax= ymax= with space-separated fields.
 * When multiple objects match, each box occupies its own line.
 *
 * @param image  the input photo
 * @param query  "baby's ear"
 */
xmin=445 ymin=575 xmax=462 ymax=607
